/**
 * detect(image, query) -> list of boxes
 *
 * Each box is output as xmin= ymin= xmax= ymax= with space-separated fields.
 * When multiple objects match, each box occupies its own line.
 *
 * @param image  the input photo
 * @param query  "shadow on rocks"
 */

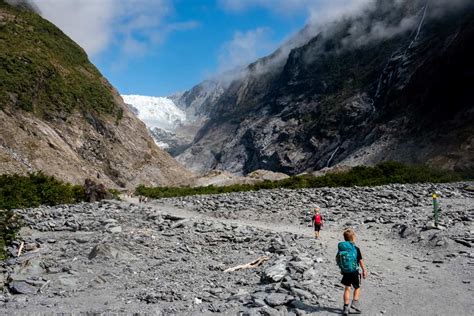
xmin=291 ymin=300 xmax=341 ymax=314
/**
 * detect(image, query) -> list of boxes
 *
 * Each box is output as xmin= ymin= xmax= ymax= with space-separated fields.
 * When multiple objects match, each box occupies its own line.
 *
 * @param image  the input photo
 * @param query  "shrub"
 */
xmin=136 ymin=162 xmax=469 ymax=200
xmin=0 ymin=172 xmax=85 ymax=259
xmin=0 ymin=210 xmax=23 ymax=260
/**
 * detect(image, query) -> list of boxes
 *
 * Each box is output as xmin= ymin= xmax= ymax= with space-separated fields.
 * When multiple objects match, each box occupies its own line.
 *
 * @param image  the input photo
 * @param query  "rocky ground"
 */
xmin=1 ymin=182 xmax=473 ymax=315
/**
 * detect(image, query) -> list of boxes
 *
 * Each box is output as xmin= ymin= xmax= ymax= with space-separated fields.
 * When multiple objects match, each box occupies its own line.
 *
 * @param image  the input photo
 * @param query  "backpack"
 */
xmin=337 ymin=241 xmax=359 ymax=273
xmin=314 ymin=214 xmax=322 ymax=225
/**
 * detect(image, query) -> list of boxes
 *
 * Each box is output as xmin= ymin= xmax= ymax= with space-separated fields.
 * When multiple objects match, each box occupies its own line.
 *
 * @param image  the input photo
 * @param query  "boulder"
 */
xmin=84 ymin=178 xmax=112 ymax=203
xmin=264 ymin=293 xmax=294 ymax=307
xmin=8 ymin=280 xmax=38 ymax=295
xmin=88 ymin=243 xmax=136 ymax=261
xmin=262 ymin=258 xmax=288 ymax=283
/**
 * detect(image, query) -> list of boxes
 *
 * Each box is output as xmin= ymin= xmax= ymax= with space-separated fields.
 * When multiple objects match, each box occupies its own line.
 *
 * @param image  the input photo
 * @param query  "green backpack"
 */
xmin=337 ymin=241 xmax=359 ymax=273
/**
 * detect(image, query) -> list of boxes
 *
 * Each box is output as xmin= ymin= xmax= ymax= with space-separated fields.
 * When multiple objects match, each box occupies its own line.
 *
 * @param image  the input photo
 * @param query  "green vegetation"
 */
xmin=0 ymin=172 xmax=85 ymax=260
xmin=0 ymin=172 xmax=84 ymax=210
xmin=0 ymin=210 xmax=22 ymax=260
xmin=136 ymin=162 xmax=470 ymax=199
xmin=0 ymin=1 xmax=122 ymax=121
xmin=108 ymin=188 xmax=122 ymax=200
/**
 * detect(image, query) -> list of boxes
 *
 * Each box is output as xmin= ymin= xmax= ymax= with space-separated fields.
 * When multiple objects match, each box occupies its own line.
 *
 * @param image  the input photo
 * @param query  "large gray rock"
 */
xmin=264 ymin=293 xmax=294 ymax=307
xmin=88 ymin=243 xmax=137 ymax=261
xmin=9 ymin=280 xmax=38 ymax=295
xmin=262 ymin=258 xmax=288 ymax=283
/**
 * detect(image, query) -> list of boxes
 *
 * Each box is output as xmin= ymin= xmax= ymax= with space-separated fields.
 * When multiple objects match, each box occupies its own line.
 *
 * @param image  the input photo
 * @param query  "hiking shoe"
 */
xmin=350 ymin=300 xmax=362 ymax=314
xmin=342 ymin=305 xmax=350 ymax=315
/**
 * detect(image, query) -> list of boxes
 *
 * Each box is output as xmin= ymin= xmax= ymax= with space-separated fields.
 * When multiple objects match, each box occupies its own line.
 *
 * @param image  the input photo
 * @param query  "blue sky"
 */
xmin=32 ymin=0 xmax=370 ymax=96
xmin=93 ymin=1 xmax=307 ymax=96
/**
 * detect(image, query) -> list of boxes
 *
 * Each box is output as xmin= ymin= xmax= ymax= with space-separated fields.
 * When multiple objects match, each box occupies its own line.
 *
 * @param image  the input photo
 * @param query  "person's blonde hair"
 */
xmin=343 ymin=229 xmax=356 ymax=241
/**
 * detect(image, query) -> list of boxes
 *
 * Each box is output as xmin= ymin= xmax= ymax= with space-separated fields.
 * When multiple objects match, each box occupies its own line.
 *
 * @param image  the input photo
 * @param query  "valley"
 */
xmin=1 ymin=182 xmax=473 ymax=314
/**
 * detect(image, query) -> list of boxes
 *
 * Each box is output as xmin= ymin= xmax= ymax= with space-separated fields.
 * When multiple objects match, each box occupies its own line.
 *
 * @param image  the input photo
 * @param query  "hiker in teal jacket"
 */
xmin=336 ymin=229 xmax=368 ymax=315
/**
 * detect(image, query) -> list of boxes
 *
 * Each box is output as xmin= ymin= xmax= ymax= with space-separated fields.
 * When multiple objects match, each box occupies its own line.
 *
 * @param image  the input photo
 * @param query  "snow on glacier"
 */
xmin=122 ymin=95 xmax=186 ymax=131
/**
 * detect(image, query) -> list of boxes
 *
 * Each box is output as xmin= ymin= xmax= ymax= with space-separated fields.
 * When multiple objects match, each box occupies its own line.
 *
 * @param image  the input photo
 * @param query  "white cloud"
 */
xmin=219 ymin=0 xmax=315 ymax=15
xmin=307 ymin=0 xmax=374 ymax=26
xmin=30 ymin=0 xmax=198 ymax=57
xmin=31 ymin=0 xmax=116 ymax=56
xmin=219 ymin=0 xmax=372 ymax=20
xmin=218 ymin=27 xmax=276 ymax=72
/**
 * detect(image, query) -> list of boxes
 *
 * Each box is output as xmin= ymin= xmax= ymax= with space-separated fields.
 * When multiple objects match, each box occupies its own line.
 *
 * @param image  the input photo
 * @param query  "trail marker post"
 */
xmin=432 ymin=193 xmax=440 ymax=227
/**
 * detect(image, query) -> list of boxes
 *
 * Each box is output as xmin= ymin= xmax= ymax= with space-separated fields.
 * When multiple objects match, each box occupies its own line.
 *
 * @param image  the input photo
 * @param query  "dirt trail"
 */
xmin=134 ymin=200 xmax=474 ymax=316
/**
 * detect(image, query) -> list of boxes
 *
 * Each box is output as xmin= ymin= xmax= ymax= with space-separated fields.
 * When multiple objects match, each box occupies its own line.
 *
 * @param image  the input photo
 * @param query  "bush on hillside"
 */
xmin=0 ymin=172 xmax=84 ymax=210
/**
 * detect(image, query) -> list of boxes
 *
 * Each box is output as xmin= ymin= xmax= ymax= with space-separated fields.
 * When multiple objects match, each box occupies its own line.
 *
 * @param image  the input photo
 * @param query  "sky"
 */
xmin=30 ymin=0 xmax=372 ymax=96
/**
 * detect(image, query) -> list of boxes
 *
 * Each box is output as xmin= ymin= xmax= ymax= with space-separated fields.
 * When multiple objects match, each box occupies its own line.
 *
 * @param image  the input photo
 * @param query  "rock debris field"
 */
xmin=1 ymin=182 xmax=473 ymax=315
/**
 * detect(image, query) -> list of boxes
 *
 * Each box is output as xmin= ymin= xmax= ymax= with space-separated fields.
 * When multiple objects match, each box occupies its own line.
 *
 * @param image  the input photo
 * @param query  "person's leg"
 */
xmin=353 ymin=287 xmax=360 ymax=300
xmin=342 ymin=287 xmax=351 ymax=315
xmin=351 ymin=279 xmax=362 ymax=313
xmin=343 ymin=287 xmax=351 ymax=305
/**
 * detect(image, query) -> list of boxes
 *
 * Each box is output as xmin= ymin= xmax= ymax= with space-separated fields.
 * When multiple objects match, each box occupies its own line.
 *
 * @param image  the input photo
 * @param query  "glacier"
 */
xmin=122 ymin=95 xmax=187 ymax=132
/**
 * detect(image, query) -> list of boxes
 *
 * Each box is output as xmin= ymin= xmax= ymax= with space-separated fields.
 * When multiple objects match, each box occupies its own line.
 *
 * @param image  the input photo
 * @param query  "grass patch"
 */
xmin=0 ymin=172 xmax=85 ymax=260
xmin=136 ymin=162 xmax=470 ymax=199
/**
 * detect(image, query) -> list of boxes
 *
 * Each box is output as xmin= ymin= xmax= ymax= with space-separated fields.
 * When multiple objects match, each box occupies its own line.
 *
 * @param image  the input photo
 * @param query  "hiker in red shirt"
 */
xmin=313 ymin=207 xmax=323 ymax=239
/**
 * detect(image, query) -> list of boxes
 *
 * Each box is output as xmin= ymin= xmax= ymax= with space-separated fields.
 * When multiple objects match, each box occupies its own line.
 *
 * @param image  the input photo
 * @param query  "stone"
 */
xmin=88 ymin=243 xmax=136 ymax=261
xmin=251 ymin=298 xmax=267 ymax=308
xmin=109 ymin=226 xmax=122 ymax=233
xmin=264 ymin=293 xmax=293 ymax=307
xmin=289 ymin=256 xmax=313 ymax=273
xmin=262 ymin=258 xmax=288 ymax=283
xmin=84 ymin=179 xmax=112 ymax=202
xmin=399 ymin=225 xmax=418 ymax=239
xmin=303 ymin=268 xmax=317 ymax=280
xmin=9 ymin=280 xmax=38 ymax=295
xmin=291 ymin=288 xmax=313 ymax=300
xmin=74 ymin=237 xmax=90 ymax=244
xmin=170 ymin=219 xmax=190 ymax=229
xmin=463 ymin=185 xmax=474 ymax=192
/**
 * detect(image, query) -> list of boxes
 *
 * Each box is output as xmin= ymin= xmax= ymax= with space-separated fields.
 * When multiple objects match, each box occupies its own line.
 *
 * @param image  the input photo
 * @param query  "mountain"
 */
xmin=0 ymin=1 xmax=192 ymax=188
xmin=122 ymin=94 xmax=206 ymax=155
xmin=176 ymin=0 xmax=474 ymax=175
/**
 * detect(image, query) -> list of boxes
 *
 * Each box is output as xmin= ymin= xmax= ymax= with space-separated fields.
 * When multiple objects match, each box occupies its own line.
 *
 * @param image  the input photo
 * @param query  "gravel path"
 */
xmin=149 ymin=200 xmax=473 ymax=316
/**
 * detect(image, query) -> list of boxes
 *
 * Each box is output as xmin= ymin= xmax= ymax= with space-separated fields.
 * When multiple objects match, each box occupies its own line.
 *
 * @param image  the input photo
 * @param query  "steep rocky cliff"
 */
xmin=177 ymin=0 xmax=474 ymax=175
xmin=0 ymin=1 xmax=192 ymax=187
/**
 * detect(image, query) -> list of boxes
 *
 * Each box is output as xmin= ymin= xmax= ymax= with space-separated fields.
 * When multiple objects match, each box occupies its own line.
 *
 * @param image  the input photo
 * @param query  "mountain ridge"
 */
xmin=174 ymin=0 xmax=474 ymax=175
xmin=0 ymin=1 xmax=192 ymax=188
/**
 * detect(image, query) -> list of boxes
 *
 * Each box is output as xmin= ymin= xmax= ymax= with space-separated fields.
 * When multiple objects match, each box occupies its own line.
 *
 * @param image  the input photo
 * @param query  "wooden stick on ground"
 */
xmin=39 ymin=280 xmax=51 ymax=293
xmin=224 ymin=256 xmax=270 ymax=272
xmin=17 ymin=241 xmax=24 ymax=257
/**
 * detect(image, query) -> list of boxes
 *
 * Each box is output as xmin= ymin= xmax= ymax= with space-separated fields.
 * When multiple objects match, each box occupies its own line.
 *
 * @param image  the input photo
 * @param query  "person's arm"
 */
xmin=360 ymin=259 xmax=368 ymax=279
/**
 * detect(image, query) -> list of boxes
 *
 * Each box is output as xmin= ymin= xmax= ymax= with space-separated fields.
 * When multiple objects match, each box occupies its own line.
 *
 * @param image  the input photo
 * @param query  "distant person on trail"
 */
xmin=336 ymin=229 xmax=368 ymax=315
xmin=312 ymin=207 xmax=323 ymax=239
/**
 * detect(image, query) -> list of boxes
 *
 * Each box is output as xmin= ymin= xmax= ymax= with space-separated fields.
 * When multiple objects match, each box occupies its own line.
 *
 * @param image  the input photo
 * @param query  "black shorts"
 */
xmin=314 ymin=224 xmax=321 ymax=232
xmin=341 ymin=272 xmax=361 ymax=289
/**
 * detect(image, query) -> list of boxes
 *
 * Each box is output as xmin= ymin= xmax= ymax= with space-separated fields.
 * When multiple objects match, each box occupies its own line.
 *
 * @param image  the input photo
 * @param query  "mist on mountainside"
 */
xmin=173 ymin=0 xmax=474 ymax=175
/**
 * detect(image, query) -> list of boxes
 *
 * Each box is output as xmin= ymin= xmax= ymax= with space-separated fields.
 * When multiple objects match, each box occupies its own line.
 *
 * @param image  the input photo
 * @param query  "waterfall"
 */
xmin=406 ymin=4 xmax=429 ymax=53
xmin=326 ymin=145 xmax=341 ymax=168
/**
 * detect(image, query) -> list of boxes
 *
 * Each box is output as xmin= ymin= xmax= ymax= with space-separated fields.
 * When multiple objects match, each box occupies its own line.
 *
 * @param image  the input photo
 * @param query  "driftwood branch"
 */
xmin=39 ymin=280 xmax=51 ymax=293
xmin=17 ymin=241 xmax=24 ymax=257
xmin=224 ymin=256 xmax=270 ymax=272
